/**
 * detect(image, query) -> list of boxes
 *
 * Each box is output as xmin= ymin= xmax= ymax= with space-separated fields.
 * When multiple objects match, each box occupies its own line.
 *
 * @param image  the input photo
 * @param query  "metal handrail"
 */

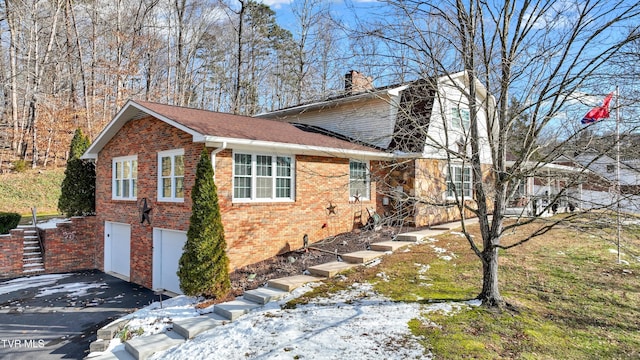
xmin=31 ymin=207 xmax=45 ymax=258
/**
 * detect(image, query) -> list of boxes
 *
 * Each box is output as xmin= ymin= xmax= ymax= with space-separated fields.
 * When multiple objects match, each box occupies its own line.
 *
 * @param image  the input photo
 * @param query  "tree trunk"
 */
xmin=479 ymin=246 xmax=503 ymax=307
xmin=5 ymin=0 xmax=19 ymax=152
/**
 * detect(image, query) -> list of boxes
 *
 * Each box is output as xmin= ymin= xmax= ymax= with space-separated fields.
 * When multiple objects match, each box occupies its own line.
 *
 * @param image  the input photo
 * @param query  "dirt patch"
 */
xmin=227 ymin=226 xmax=416 ymax=297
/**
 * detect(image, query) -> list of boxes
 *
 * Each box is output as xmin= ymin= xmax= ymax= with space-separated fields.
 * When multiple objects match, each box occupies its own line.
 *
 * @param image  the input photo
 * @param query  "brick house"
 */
xmin=257 ymin=70 xmax=495 ymax=227
xmin=81 ymin=100 xmax=393 ymax=294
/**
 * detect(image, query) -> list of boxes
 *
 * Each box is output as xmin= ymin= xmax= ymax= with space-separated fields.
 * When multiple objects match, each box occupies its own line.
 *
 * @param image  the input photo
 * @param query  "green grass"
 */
xmin=0 ymin=168 xmax=65 ymax=216
xmin=284 ymin=219 xmax=640 ymax=359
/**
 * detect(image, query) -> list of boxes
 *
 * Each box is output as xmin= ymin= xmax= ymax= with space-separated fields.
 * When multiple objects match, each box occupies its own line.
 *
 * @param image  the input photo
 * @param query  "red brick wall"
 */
xmin=215 ymin=151 xmax=376 ymax=270
xmin=95 ymin=116 xmax=199 ymax=288
xmin=0 ymin=229 xmax=25 ymax=278
xmin=41 ymin=216 xmax=99 ymax=274
xmin=95 ymin=116 xmax=376 ymax=288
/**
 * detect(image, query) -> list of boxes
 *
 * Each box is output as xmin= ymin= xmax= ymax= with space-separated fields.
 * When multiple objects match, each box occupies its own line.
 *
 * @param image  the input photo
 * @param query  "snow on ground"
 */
xmin=92 ymin=281 xmax=481 ymax=360
xmin=123 ymin=296 xmax=200 ymax=336
xmin=0 ymin=273 xmax=71 ymax=295
xmin=89 ymin=230 xmax=480 ymax=359
xmin=35 ymin=281 xmax=109 ymax=298
xmin=154 ymin=282 xmax=435 ymax=360
xmin=36 ymin=217 xmax=69 ymax=229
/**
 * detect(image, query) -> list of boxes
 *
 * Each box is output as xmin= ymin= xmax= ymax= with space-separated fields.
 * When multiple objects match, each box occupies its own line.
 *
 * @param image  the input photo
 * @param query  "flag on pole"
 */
xmin=581 ymin=92 xmax=613 ymax=124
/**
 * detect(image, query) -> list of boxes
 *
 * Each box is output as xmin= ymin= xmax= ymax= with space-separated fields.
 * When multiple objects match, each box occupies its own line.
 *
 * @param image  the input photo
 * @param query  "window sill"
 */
xmin=232 ymin=199 xmax=295 ymax=204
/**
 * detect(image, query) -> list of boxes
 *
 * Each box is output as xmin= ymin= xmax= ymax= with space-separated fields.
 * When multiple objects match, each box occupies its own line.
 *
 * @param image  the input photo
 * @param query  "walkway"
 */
xmin=87 ymin=219 xmax=472 ymax=360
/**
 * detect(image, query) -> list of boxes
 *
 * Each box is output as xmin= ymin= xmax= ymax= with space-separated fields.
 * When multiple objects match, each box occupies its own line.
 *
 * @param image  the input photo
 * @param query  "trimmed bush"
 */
xmin=178 ymin=146 xmax=230 ymax=298
xmin=58 ymin=128 xmax=96 ymax=217
xmin=0 ymin=212 xmax=21 ymax=234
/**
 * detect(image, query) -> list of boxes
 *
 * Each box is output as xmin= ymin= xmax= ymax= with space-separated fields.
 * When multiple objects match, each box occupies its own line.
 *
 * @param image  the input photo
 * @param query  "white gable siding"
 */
xmin=423 ymin=76 xmax=493 ymax=165
xmin=270 ymin=95 xmax=400 ymax=149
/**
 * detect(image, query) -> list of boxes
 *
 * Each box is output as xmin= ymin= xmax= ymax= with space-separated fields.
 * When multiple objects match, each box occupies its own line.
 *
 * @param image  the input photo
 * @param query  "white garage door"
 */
xmin=153 ymin=229 xmax=187 ymax=295
xmin=104 ymin=222 xmax=131 ymax=279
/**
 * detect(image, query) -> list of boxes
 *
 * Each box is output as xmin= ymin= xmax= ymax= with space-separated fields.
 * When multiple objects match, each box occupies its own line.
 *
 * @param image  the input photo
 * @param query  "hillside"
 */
xmin=0 ymin=168 xmax=65 ymax=215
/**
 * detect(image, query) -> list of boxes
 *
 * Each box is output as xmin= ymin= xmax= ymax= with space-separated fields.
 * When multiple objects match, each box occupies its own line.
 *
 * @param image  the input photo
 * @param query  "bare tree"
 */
xmin=361 ymin=0 xmax=640 ymax=308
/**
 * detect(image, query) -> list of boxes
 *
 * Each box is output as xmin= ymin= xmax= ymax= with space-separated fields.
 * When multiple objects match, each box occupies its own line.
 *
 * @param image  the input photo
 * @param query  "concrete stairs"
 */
xmin=87 ymin=232 xmax=434 ymax=360
xmin=21 ymin=227 xmax=44 ymax=274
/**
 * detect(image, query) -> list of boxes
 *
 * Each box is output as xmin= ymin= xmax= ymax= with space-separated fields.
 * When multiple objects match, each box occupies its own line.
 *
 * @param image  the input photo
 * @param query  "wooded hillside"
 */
xmin=0 ymin=0 xmax=366 ymax=171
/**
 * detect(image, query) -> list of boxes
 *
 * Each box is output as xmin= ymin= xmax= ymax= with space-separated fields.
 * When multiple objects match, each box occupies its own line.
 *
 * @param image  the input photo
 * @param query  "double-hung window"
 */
xmin=451 ymin=107 xmax=470 ymax=130
xmin=158 ymin=149 xmax=185 ymax=202
xmin=113 ymin=156 xmax=137 ymax=200
xmin=349 ymin=160 xmax=370 ymax=200
xmin=446 ymin=165 xmax=472 ymax=198
xmin=233 ymin=152 xmax=294 ymax=201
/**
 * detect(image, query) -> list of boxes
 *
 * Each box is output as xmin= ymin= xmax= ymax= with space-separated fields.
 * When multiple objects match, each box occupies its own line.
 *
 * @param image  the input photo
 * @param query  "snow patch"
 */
xmin=36 ymin=281 xmax=109 ymax=298
xmin=36 ymin=218 xmax=69 ymax=229
xmin=0 ymin=274 xmax=72 ymax=295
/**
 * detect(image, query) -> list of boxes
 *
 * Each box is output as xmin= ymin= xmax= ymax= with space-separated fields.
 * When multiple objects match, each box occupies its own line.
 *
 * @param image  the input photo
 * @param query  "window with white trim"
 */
xmin=233 ymin=152 xmax=294 ymax=201
xmin=112 ymin=156 xmax=137 ymax=200
xmin=158 ymin=149 xmax=185 ymax=202
xmin=451 ymin=107 xmax=470 ymax=130
xmin=446 ymin=165 xmax=472 ymax=198
xmin=349 ymin=160 xmax=370 ymax=200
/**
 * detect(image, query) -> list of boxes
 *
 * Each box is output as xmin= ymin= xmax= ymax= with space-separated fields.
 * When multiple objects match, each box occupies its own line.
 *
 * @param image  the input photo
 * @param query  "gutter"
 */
xmin=202 ymin=136 xmax=397 ymax=160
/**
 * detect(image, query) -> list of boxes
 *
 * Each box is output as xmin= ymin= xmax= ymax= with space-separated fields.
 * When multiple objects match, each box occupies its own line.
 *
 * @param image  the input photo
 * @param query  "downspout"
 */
xmin=210 ymin=142 xmax=228 ymax=181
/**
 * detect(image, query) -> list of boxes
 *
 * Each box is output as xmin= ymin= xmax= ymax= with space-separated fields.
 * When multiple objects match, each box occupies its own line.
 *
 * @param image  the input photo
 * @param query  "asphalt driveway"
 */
xmin=0 ymin=270 xmax=163 ymax=359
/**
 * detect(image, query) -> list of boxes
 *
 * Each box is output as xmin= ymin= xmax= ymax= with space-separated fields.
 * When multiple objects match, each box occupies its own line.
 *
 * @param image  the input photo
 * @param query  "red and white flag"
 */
xmin=581 ymin=92 xmax=613 ymax=124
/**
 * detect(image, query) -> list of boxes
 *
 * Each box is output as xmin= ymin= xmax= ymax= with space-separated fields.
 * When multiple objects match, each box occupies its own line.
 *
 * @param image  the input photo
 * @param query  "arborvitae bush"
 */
xmin=58 ymin=128 xmax=96 ymax=217
xmin=0 ymin=212 xmax=21 ymax=234
xmin=178 ymin=146 xmax=230 ymax=298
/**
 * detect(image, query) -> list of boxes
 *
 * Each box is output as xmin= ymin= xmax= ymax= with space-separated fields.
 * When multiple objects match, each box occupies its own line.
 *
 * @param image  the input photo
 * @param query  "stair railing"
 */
xmin=31 ymin=207 xmax=45 ymax=259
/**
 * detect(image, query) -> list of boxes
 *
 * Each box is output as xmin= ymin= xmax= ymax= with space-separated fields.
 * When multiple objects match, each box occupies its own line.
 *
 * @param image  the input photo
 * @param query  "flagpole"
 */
xmin=615 ymin=85 xmax=621 ymax=264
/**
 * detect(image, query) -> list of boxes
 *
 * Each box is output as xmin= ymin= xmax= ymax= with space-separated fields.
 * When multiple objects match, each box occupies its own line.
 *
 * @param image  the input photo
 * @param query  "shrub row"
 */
xmin=0 ymin=212 xmax=21 ymax=234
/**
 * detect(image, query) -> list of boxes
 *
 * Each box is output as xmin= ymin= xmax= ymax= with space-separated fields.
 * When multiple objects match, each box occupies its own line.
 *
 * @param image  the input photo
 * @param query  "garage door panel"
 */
xmin=153 ymin=229 xmax=187 ymax=295
xmin=105 ymin=222 xmax=131 ymax=279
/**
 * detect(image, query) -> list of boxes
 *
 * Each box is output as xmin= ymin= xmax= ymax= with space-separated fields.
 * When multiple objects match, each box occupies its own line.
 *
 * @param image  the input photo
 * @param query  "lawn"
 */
xmin=287 ymin=216 xmax=640 ymax=359
xmin=0 ymin=168 xmax=65 ymax=216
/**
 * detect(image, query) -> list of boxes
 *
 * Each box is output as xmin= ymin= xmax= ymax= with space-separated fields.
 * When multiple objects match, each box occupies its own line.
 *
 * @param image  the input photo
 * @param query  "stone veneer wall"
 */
xmin=378 ymin=158 xmax=494 ymax=227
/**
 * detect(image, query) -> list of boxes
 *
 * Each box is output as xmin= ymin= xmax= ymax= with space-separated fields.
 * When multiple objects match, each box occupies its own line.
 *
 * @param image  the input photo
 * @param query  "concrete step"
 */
xmin=85 ymin=350 xmax=123 ymax=360
xmin=124 ymin=331 xmax=185 ymax=360
xmin=243 ymin=286 xmax=289 ymax=305
xmin=173 ymin=313 xmax=226 ymax=339
xmin=97 ymin=319 xmax=130 ymax=341
xmin=340 ymin=250 xmax=386 ymax=264
xmin=24 ymin=252 xmax=42 ymax=256
xmin=395 ymin=228 xmax=450 ymax=241
xmin=23 ymin=267 xmax=45 ymax=274
xmin=213 ymin=298 xmax=262 ymax=321
xmin=23 ymin=240 xmax=39 ymax=245
xmin=307 ymin=261 xmax=357 ymax=277
xmin=370 ymin=240 xmax=414 ymax=252
xmin=24 ymin=246 xmax=40 ymax=251
xmin=89 ymin=339 xmax=110 ymax=353
xmin=23 ymin=261 xmax=44 ymax=267
xmin=267 ymin=274 xmax=326 ymax=292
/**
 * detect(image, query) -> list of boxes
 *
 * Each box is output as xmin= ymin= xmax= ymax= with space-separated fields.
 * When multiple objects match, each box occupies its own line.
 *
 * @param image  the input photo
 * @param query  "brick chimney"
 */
xmin=344 ymin=70 xmax=374 ymax=94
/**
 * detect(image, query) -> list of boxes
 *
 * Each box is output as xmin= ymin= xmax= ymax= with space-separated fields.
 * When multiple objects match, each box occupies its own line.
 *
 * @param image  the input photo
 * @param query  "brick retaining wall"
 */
xmin=40 ymin=216 xmax=99 ymax=274
xmin=0 ymin=229 xmax=25 ymax=278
